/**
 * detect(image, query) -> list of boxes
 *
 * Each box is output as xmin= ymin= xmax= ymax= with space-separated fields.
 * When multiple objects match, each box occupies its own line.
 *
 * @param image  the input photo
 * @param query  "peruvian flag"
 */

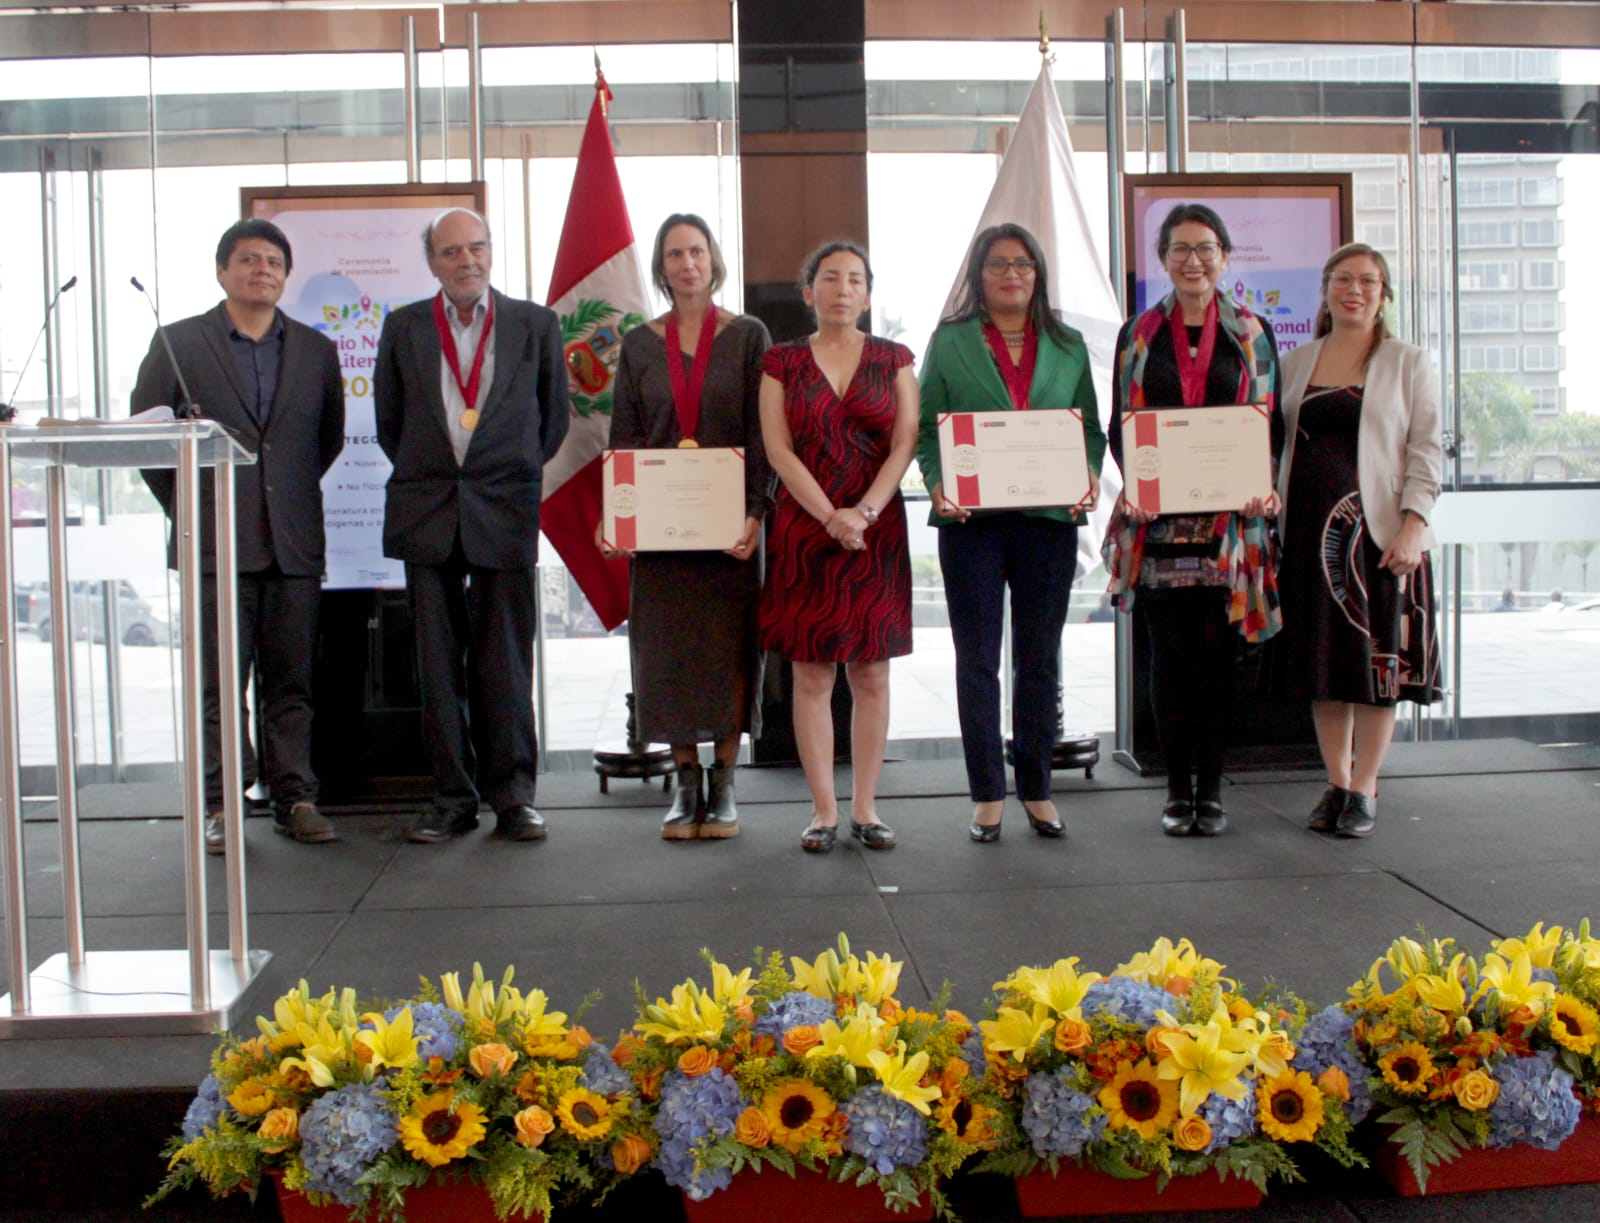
xmin=541 ymin=70 xmax=651 ymax=631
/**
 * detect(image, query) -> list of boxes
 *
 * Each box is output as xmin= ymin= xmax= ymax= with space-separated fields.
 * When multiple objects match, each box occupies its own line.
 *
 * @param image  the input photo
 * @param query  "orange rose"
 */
xmin=610 ymin=1132 xmax=652 ymax=1174
xmin=1268 ymin=1034 xmax=1298 ymax=1065
xmin=735 ymin=1106 xmax=771 ymax=1148
xmin=1316 ymin=1066 xmax=1352 ymax=1102
xmin=1166 ymin=976 xmax=1194 ymax=998
xmin=1145 ymin=1025 xmax=1184 ymax=1059
xmin=677 ymin=1046 xmax=718 ymax=1077
xmin=610 ymin=1034 xmax=642 ymax=1067
xmin=1451 ymin=1068 xmax=1501 ymax=1111
xmin=1054 ymin=1017 xmax=1092 ymax=1054
xmin=257 ymin=1107 xmax=299 ymax=1153
xmin=469 ymin=1042 xmax=519 ymax=1079
xmin=735 ymin=999 xmax=756 ymax=1025
xmin=513 ymin=1106 xmax=556 ymax=1148
xmin=1173 ymin=1114 xmax=1212 ymax=1152
xmin=878 ymin=997 xmax=904 ymax=1023
xmin=941 ymin=1059 xmax=971 ymax=1091
xmin=783 ymin=1026 xmax=822 ymax=1056
xmin=636 ymin=1065 xmax=664 ymax=1100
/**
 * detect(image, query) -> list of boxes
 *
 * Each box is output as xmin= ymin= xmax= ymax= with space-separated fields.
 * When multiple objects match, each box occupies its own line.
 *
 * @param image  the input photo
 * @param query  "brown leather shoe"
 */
xmin=275 ymin=801 xmax=339 ymax=844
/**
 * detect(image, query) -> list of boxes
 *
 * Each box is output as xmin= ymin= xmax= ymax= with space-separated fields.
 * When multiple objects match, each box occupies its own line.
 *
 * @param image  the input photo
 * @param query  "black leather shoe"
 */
xmin=275 ymin=801 xmax=339 ymax=844
xmin=1307 ymin=785 xmax=1348 ymax=833
xmin=1023 ymin=803 xmax=1065 ymax=838
xmin=661 ymin=763 xmax=704 ymax=841
xmin=1161 ymin=800 xmax=1195 ymax=837
xmin=1194 ymin=800 xmax=1228 ymax=837
xmin=801 ymin=821 xmax=837 ymax=853
xmin=849 ymin=818 xmax=896 ymax=851
xmin=408 ymin=808 xmax=480 ymax=844
xmin=1335 ymin=791 xmax=1376 ymax=838
xmin=495 ymin=805 xmax=547 ymax=842
xmin=969 ymin=819 xmax=1002 ymax=843
xmin=700 ymin=764 xmax=739 ymax=840
xmin=204 ymin=815 xmax=226 ymax=856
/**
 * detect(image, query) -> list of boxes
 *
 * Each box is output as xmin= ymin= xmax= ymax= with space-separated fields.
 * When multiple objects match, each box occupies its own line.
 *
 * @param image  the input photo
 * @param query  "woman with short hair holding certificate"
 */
xmin=916 ymin=223 xmax=1104 ymax=844
xmin=1104 ymin=203 xmax=1283 ymax=839
xmin=602 ymin=213 xmax=772 ymax=841
xmin=759 ymin=242 xmax=918 ymax=854
xmin=1267 ymin=243 xmax=1442 ymax=839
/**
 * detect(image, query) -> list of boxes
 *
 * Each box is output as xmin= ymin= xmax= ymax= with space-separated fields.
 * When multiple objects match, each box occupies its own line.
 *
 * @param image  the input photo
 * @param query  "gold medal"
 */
xmin=460 ymin=408 xmax=480 ymax=431
xmin=677 ymin=437 xmax=699 ymax=448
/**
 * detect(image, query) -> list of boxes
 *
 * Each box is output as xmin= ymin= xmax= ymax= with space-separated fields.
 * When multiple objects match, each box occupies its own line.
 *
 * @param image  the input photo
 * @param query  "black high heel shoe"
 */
xmin=1023 ymin=804 xmax=1065 ymax=838
xmin=969 ymin=819 xmax=1001 ymax=843
xmin=849 ymin=818 xmax=896 ymax=851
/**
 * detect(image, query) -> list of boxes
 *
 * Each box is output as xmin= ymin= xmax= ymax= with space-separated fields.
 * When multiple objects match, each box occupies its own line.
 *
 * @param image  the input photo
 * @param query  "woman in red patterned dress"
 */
xmin=759 ymin=242 xmax=919 ymax=853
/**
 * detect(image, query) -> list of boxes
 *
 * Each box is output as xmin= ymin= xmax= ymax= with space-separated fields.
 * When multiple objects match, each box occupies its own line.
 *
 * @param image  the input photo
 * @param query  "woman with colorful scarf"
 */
xmin=1104 ymin=204 xmax=1283 ymax=837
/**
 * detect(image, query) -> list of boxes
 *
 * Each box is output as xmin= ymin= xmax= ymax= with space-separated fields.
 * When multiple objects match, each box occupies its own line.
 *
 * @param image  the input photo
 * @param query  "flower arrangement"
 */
xmin=1341 ymin=921 xmax=1600 ymax=1190
xmin=621 ymin=935 xmax=1002 ymax=1216
xmin=150 ymin=966 xmax=653 ymax=1220
xmin=975 ymin=937 xmax=1363 ymax=1192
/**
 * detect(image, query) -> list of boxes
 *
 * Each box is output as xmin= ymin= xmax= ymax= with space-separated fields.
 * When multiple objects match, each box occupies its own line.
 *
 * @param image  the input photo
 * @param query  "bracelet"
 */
xmin=857 ymin=503 xmax=879 ymax=526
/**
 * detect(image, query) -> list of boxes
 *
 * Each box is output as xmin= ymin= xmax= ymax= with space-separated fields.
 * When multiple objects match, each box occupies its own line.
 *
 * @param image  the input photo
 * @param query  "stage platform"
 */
xmin=2 ymin=737 xmax=1597 ymax=1221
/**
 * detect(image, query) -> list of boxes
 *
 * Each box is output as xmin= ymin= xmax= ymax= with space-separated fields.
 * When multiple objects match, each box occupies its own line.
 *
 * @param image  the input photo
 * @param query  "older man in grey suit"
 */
xmin=132 ymin=218 xmax=346 ymax=853
xmin=375 ymin=208 xmax=570 ymax=844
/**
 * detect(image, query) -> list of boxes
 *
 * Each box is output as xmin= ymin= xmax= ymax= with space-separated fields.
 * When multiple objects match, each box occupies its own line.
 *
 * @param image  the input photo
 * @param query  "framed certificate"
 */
xmin=602 ymin=447 xmax=745 ymax=552
xmin=1120 ymin=404 xmax=1272 ymax=515
xmin=935 ymin=409 xmax=1093 ymax=511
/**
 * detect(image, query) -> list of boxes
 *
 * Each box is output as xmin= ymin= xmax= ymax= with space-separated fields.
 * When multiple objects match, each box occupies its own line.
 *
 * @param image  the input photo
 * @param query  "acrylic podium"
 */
xmin=0 ymin=418 xmax=269 ymax=1035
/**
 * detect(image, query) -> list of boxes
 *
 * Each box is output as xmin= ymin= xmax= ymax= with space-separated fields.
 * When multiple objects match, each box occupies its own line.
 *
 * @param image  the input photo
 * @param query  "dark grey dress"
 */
xmin=608 ymin=315 xmax=773 ymax=745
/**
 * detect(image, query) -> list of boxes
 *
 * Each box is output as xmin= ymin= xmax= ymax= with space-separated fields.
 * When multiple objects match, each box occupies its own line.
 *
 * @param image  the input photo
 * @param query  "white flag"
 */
xmin=944 ymin=60 xmax=1125 ymax=574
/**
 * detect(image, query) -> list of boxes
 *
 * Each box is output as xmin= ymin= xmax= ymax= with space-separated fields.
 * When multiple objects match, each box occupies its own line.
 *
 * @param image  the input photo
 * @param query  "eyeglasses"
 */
xmin=1166 ymin=242 xmax=1221 ymax=265
xmin=1329 ymin=273 xmax=1383 ymax=292
xmin=982 ymin=257 xmax=1038 ymax=275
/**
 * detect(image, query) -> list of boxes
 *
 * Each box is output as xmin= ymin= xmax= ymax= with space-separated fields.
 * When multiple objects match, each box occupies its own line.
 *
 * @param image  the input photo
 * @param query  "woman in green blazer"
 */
xmin=916 ymin=223 xmax=1105 ymax=843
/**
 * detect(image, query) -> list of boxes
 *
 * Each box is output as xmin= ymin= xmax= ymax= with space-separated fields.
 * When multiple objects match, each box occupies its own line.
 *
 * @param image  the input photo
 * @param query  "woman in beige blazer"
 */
xmin=1269 ymin=243 xmax=1443 ymax=838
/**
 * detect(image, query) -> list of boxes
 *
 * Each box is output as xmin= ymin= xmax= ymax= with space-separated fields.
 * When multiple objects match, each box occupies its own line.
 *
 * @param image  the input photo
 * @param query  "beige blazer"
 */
xmin=1277 ymin=336 xmax=1442 ymax=551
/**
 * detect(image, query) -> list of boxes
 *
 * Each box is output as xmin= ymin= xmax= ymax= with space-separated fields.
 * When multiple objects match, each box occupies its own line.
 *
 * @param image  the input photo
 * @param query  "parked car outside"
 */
xmin=16 ymin=580 xmax=173 ymax=647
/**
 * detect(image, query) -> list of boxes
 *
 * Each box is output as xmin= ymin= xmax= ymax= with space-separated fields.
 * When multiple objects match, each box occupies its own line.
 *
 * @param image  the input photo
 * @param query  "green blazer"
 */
xmin=916 ymin=316 xmax=1105 ymax=527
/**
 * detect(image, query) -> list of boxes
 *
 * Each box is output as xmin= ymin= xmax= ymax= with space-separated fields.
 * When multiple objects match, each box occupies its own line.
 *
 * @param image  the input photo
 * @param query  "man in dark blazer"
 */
xmin=374 ymin=208 xmax=570 ymax=843
xmin=132 ymin=218 xmax=346 ymax=853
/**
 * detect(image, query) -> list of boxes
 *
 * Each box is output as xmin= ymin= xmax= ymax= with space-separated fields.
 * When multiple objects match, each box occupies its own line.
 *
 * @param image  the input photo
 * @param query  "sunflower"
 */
xmin=758 ymin=1080 xmax=837 ymax=1153
xmin=934 ymin=1091 xmax=999 ymax=1148
xmin=1378 ymin=1041 xmax=1436 ymax=1096
xmin=1549 ymin=995 xmax=1600 ymax=1056
xmin=555 ymin=1087 xmax=615 ymax=1140
xmin=1097 ymin=1059 xmax=1179 ymax=1140
xmin=1257 ymin=1070 xmax=1324 ymax=1142
xmin=399 ymin=1090 xmax=487 ymax=1167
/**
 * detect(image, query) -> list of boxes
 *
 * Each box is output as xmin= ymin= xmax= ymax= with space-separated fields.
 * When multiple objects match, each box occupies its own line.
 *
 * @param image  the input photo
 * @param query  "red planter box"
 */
xmin=271 ymin=1172 xmax=543 ymax=1223
xmin=1372 ymin=1112 xmax=1600 ymax=1196
xmin=1014 ymin=1164 xmax=1263 ymax=1217
xmin=681 ymin=1167 xmax=932 ymax=1223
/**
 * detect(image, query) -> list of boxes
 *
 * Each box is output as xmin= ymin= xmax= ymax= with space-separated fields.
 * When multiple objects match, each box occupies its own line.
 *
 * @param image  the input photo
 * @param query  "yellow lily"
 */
xmin=807 ymin=1007 xmax=889 ymax=1078
xmin=1493 ymin=923 xmax=1564 ymax=971
xmin=857 ymin=950 xmax=903 ymax=1005
xmin=1115 ymin=937 xmax=1228 ymax=991
xmin=997 ymin=958 xmax=1103 ymax=1019
xmin=791 ymin=942 xmax=847 ymax=1001
xmin=709 ymin=959 xmax=755 ymax=1007
xmin=257 ymin=981 xmax=326 ymax=1052
xmin=518 ymin=988 xmax=570 ymax=1038
xmin=868 ymin=1042 xmax=942 ymax=1115
xmin=979 ymin=1005 xmax=1055 ymax=1064
xmin=1412 ymin=953 xmax=1472 ymax=1015
xmin=1231 ymin=1009 xmax=1295 ymax=1079
xmin=1156 ymin=1007 xmax=1251 ymax=1116
xmin=1477 ymin=950 xmax=1556 ymax=1020
xmin=354 ymin=1007 xmax=420 ymax=1073
xmin=635 ymin=981 xmax=727 ymax=1045
xmin=280 ymin=1011 xmax=355 ymax=1087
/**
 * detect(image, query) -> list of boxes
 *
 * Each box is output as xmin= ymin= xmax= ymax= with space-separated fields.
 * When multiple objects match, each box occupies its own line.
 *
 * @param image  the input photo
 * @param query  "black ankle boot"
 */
xmin=701 ymin=764 xmax=740 ymax=839
xmin=661 ymin=764 xmax=704 ymax=840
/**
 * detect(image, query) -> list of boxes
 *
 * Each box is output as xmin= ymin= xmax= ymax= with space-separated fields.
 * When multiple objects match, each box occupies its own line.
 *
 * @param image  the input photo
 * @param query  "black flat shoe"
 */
xmin=1193 ymin=800 xmax=1228 ymax=837
xmin=801 ymin=822 xmax=837 ymax=853
xmin=1335 ymin=791 xmax=1376 ymax=838
xmin=494 ymin=805 xmax=547 ymax=842
xmin=408 ymin=808 xmax=480 ymax=844
xmin=1023 ymin=805 xmax=1065 ymax=838
xmin=849 ymin=818 xmax=896 ymax=851
xmin=1161 ymin=800 xmax=1195 ymax=837
xmin=1307 ymin=785 xmax=1348 ymax=833
xmin=969 ymin=820 xmax=1001 ymax=843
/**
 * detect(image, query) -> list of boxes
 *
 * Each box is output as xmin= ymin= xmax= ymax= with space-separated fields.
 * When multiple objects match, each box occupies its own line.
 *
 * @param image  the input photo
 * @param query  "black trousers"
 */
xmin=200 ymin=567 xmax=321 ymax=813
xmin=407 ymin=543 xmax=539 ymax=817
xmin=1136 ymin=587 xmax=1236 ymax=803
xmin=939 ymin=514 xmax=1078 ymax=803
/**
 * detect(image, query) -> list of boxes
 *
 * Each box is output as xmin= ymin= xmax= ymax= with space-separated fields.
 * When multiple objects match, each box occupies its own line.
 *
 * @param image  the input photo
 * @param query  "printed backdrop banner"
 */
xmin=246 ymin=185 xmax=483 ymax=590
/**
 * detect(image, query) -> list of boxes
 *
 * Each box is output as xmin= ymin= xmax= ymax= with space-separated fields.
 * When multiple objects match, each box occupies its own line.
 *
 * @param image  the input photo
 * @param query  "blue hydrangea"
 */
xmin=842 ymin=1086 xmax=927 ymax=1176
xmin=959 ymin=1028 xmax=988 ymax=1082
xmin=581 ymin=1042 xmax=634 ymax=1096
xmin=1020 ymin=1072 xmax=1105 ymax=1158
xmin=1082 ymin=977 xmax=1173 ymax=1029
xmin=1530 ymin=966 xmax=1558 ymax=987
xmin=1198 ymin=1086 xmax=1258 ymax=1152
xmin=182 ymin=1074 xmax=227 ymax=1140
xmin=1487 ymin=1053 xmax=1582 ymax=1150
xmin=1292 ymin=1005 xmax=1373 ymax=1125
xmin=298 ymin=1082 xmax=400 ymax=1205
xmin=653 ymin=1068 xmax=746 ymax=1200
xmin=381 ymin=1001 xmax=459 ymax=1063
xmin=753 ymin=991 xmax=836 ymax=1039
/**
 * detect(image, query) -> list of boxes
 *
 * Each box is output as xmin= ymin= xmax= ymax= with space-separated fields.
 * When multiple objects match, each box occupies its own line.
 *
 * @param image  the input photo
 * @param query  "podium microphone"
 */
xmin=0 ymin=275 xmax=77 ymax=423
xmin=131 ymin=275 xmax=200 ymax=419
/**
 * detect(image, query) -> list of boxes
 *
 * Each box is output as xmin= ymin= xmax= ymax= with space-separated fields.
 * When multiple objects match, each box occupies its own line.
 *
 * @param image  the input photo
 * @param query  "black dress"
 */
xmin=1269 ymin=385 xmax=1441 ymax=706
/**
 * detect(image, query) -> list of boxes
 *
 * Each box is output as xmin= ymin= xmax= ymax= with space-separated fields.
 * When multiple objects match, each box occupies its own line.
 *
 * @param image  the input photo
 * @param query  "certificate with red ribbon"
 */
xmin=935 ymin=409 xmax=1093 ymax=512
xmin=601 ymin=447 xmax=745 ymax=552
xmin=1120 ymin=403 xmax=1272 ymax=515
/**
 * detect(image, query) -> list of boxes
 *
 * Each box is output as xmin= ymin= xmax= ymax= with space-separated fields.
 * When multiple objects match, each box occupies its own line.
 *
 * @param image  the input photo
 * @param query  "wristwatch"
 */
xmin=857 ymin=503 xmax=879 ymax=526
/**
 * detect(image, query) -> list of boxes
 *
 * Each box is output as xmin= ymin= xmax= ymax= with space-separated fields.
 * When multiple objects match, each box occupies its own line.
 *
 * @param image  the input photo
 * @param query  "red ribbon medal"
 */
xmin=433 ymin=291 xmax=495 ymax=430
xmin=664 ymin=311 xmax=717 ymax=445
